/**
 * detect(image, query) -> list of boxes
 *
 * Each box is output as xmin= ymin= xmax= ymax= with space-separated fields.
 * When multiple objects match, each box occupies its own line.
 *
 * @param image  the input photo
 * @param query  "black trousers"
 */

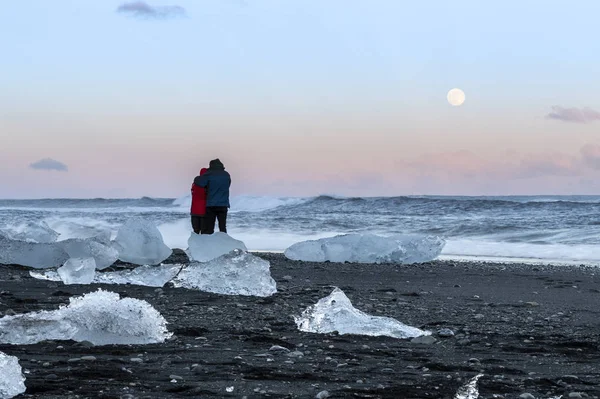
xmin=191 ymin=216 xmax=204 ymax=234
xmin=204 ymin=206 xmax=228 ymax=234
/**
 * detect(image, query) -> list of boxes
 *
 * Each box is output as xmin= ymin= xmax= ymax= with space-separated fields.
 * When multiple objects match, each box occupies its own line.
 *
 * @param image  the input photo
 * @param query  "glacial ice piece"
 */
xmin=454 ymin=374 xmax=483 ymax=399
xmin=113 ymin=218 xmax=172 ymax=265
xmin=0 ymin=290 xmax=172 ymax=345
xmin=284 ymin=233 xmax=445 ymax=264
xmin=0 ymin=352 xmax=26 ymax=399
xmin=30 ymin=264 xmax=181 ymax=288
xmin=294 ymin=288 xmax=429 ymax=339
xmin=0 ymin=234 xmax=69 ymax=268
xmin=57 ymin=258 xmax=96 ymax=285
xmin=0 ymin=233 xmax=117 ymax=270
xmin=187 ymin=232 xmax=247 ymax=262
xmin=1 ymin=221 xmax=59 ymax=243
xmin=173 ymin=249 xmax=277 ymax=297
xmin=93 ymin=264 xmax=180 ymax=287
xmin=60 ymin=238 xmax=119 ymax=270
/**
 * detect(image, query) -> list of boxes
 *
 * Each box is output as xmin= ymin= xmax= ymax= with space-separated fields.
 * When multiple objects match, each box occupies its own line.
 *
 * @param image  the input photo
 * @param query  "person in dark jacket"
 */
xmin=193 ymin=159 xmax=231 ymax=234
xmin=190 ymin=168 xmax=208 ymax=234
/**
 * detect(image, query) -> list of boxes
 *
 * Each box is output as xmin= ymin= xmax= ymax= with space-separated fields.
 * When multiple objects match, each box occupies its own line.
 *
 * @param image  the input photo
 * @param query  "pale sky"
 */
xmin=1 ymin=0 xmax=600 ymax=198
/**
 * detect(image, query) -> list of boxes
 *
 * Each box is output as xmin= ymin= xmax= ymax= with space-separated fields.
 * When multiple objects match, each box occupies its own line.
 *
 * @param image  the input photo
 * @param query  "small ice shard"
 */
xmin=294 ymin=288 xmax=429 ymax=339
xmin=30 ymin=264 xmax=181 ymax=288
xmin=113 ymin=218 xmax=172 ymax=265
xmin=0 ymin=289 xmax=172 ymax=345
xmin=60 ymin=238 xmax=118 ymax=270
xmin=284 ymin=233 xmax=445 ymax=264
xmin=186 ymin=232 xmax=247 ymax=262
xmin=0 ymin=234 xmax=69 ymax=268
xmin=454 ymin=373 xmax=483 ymax=399
xmin=1 ymin=221 xmax=59 ymax=243
xmin=0 ymin=352 xmax=26 ymax=399
xmin=93 ymin=264 xmax=180 ymax=287
xmin=57 ymin=258 xmax=96 ymax=285
xmin=173 ymin=249 xmax=277 ymax=297
xmin=29 ymin=270 xmax=61 ymax=281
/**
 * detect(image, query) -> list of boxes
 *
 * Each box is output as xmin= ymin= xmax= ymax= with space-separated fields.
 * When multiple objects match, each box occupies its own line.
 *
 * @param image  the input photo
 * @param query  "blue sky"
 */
xmin=1 ymin=0 xmax=600 ymax=198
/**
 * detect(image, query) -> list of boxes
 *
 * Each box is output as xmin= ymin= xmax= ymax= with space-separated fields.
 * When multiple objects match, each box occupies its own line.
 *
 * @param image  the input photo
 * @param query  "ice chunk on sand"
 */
xmin=1 ymin=221 xmax=59 ymax=243
xmin=113 ymin=218 xmax=172 ymax=265
xmin=454 ymin=374 xmax=483 ymax=399
xmin=93 ymin=264 xmax=180 ymax=287
xmin=29 ymin=270 xmax=61 ymax=281
xmin=0 ymin=234 xmax=69 ymax=268
xmin=173 ymin=249 xmax=276 ymax=297
xmin=294 ymin=288 xmax=429 ymax=339
xmin=57 ymin=258 xmax=96 ymax=285
xmin=284 ymin=233 xmax=444 ymax=264
xmin=0 ymin=352 xmax=26 ymax=399
xmin=0 ymin=234 xmax=117 ymax=269
xmin=187 ymin=232 xmax=247 ymax=262
xmin=31 ymin=264 xmax=181 ymax=288
xmin=60 ymin=238 xmax=118 ymax=270
xmin=0 ymin=290 xmax=171 ymax=345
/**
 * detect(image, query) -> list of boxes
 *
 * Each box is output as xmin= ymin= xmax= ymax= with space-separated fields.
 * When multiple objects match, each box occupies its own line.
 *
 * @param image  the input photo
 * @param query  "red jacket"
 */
xmin=191 ymin=168 xmax=208 ymax=216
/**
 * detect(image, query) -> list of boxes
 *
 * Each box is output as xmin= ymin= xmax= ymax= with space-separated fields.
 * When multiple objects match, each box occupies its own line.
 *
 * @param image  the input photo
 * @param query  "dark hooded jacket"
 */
xmin=193 ymin=159 xmax=231 ymax=207
xmin=190 ymin=168 xmax=207 ymax=216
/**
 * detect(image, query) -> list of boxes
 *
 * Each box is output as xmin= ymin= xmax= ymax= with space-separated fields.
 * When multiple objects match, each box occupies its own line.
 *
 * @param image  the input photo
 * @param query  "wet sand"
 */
xmin=1 ymin=251 xmax=599 ymax=398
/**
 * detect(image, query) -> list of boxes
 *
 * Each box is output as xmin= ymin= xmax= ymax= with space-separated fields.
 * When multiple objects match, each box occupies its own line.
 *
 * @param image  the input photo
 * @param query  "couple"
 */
xmin=190 ymin=158 xmax=231 ymax=235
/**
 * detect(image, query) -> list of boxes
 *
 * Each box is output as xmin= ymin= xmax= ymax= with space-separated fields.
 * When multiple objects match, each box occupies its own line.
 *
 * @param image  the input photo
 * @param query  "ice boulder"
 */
xmin=0 ymin=352 xmax=26 ymax=399
xmin=57 ymin=258 xmax=96 ymax=285
xmin=31 ymin=264 xmax=181 ymax=288
xmin=1 ymin=221 xmax=59 ymax=243
xmin=173 ymin=249 xmax=276 ymax=297
xmin=284 ymin=233 xmax=445 ymax=264
xmin=0 ymin=234 xmax=69 ymax=268
xmin=0 ymin=290 xmax=172 ymax=345
xmin=113 ymin=218 xmax=172 ymax=265
xmin=187 ymin=232 xmax=247 ymax=262
xmin=60 ymin=238 xmax=119 ymax=270
xmin=294 ymin=288 xmax=429 ymax=339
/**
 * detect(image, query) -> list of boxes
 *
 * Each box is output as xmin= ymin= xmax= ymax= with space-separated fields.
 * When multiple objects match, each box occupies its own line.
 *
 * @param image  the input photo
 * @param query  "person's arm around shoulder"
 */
xmin=194 ymin=174 xmax=209 ymax=188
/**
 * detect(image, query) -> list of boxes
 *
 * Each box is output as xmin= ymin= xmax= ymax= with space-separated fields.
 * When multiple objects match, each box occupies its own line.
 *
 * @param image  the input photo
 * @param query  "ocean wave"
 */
xmin=171 ymin=195 xmax=310 ymax=213
xmin=442 ymin=238 xmax=600 ymax=264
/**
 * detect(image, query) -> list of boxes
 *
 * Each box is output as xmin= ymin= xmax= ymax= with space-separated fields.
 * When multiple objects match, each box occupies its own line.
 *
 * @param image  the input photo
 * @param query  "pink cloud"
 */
xmin=546 ymin=106 xmax=600 ymax=124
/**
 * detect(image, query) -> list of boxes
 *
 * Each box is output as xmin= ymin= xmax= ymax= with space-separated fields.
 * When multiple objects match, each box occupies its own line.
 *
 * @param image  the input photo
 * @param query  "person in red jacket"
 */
xmin=190 ymin=168 xmax=208 ymax=234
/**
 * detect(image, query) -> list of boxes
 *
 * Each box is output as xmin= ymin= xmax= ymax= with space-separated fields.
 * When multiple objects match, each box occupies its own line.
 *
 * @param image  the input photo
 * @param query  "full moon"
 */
xmin=447 ymin=88 xmax=466 ymax=106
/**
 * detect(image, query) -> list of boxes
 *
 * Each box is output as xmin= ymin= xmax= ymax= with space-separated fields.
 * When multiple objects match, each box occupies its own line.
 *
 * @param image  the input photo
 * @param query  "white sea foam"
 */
xmin=442 ymin=239 xmax=600 ymax=265
xmin=158 ymin=218 xmax=341 ymax=251
xmin=44 ymin=217 xmax=117 ymax=241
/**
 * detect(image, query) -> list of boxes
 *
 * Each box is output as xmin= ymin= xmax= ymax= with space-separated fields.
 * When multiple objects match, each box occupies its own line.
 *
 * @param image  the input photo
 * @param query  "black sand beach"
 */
xmin=1 ymin=251 xmax=599 ymax=398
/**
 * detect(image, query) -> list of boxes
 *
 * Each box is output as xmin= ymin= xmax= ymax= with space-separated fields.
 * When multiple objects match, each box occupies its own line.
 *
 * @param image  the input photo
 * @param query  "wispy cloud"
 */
xmin=29 ymin=158 xmax=68 ymax=172
xmin=546 ymin=106 xmax=600 ymax=124
xmin=116 ymin=1 xmax=186 ymax=19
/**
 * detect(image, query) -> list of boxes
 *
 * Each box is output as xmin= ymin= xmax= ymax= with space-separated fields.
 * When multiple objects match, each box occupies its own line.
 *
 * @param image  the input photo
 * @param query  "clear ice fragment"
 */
xmin=294 ymin=288 xmax=429 ymax=339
